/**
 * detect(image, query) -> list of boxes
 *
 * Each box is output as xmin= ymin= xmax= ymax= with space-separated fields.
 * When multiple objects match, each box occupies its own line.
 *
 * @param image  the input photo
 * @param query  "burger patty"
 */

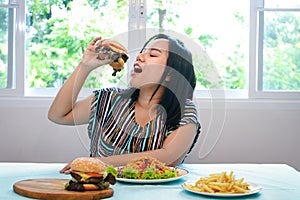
xmin=65 ymin=180 xmax=110 ymax=191
xmin=70 ymin=171 xmax=116 ymax=185
xmin=70 ymin=171 xmax=103 ymax=183
xmin=66 ymin=173 xmax=116 ymax=191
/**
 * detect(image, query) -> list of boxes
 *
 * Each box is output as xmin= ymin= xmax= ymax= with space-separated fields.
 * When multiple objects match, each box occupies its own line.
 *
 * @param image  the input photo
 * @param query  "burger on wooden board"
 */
xmin=64 ymin=157 xmax=117 ymax=191
xmin=95 ymin=39 xmax=129 ymax=76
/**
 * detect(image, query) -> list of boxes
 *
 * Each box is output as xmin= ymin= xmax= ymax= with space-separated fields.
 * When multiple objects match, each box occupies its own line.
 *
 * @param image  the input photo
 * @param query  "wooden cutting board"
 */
xmin=13 ymin=178 xmax=114 ymax=200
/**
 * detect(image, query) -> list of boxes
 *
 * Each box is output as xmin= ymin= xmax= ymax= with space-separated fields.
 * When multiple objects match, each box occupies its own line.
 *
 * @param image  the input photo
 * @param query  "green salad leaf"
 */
xmin=106 ymin=165 xmax=118 ymax=177
xmin=123 ymin=166 xmax=140 ymax=179
xmin=119 ymin=165 xmax=178 ymax=180
xmin=141 ymin=166 xmax=161 ymax=179
xmin=160 ymin=169 xmax=177 ymax=179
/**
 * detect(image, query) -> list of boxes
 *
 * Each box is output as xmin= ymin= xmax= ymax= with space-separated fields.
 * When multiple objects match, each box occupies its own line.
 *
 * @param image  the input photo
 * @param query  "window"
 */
xmin=25 ymin=0 xmax=129 ymax=96
xmin=0 ymin=0 xmax=24 ymax=97
xmin=146 ymin=0 xmax=249 ymax=93
xmin=250 ymin=0 xmax=300 ymax=98
xmin=0 ymin=1 xmax=17 ymax=91
xmin=0 ymin=1 xmax=9 ymax=89
xmin=0 ymin=0 xmax=299 ymax=99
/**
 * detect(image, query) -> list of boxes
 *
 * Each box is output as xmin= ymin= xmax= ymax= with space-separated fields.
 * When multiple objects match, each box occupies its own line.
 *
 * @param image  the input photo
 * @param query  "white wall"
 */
xmin=1 ymin=98 xmax=299 ymax=171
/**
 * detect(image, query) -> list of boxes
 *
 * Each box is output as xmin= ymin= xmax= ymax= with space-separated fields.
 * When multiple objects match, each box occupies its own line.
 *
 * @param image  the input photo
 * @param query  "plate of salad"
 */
xmin=115 ymin=156 xmax=189 ymax=183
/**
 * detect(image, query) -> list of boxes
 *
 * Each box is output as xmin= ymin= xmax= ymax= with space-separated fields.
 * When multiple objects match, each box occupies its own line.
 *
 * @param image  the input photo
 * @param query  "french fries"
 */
xmin=184 ymin=171 xmax=251 ymax=194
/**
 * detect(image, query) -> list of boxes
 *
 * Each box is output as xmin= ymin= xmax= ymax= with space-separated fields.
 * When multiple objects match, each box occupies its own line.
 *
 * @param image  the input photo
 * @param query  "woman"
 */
xmin=48 ymin=34 xmax=201 ymax=172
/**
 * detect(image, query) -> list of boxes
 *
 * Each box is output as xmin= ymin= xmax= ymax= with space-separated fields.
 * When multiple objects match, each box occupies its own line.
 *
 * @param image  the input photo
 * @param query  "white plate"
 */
xmin=116 ymin=167 xmax=188 ymax=184
xmin=182 ymin=181 xmax=262 ymax=197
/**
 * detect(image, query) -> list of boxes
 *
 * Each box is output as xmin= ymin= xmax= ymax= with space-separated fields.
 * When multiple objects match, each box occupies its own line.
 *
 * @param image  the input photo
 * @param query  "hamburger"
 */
xmin=95 ymin=39 xmax=129 ymax=76
xmin=64 ymin=157 xmax=117 ymax=191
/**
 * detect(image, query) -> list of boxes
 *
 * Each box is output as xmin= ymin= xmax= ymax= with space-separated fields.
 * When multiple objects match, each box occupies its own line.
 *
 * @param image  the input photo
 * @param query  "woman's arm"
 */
xmin=47 ymin=65 xmax=93 ymax=125
xmin=48 ymin=37 xmax=110 ymax=125
xmin=99 ymin=123 xmax=197 ymax=166
xmin=60 ymin=123 xmax=198 ymax=173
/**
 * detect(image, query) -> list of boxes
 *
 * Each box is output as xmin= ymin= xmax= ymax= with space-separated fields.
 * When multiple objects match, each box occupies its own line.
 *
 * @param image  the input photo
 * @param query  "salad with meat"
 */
xmin=117 ymin=156 xmax=178 ymax=179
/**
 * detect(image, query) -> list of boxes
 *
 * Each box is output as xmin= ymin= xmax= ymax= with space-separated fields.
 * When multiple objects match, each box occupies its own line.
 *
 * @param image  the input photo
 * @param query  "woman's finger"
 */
xmin=59 ymin=163 xmax=71 ymax=174
xmin=91 ymin=36 xmax=102 ymax=45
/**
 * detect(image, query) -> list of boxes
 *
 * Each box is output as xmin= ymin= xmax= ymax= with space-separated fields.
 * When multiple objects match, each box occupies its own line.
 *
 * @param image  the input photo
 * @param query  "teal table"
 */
xmin=1 ymin=163 xmax=299 ymax=199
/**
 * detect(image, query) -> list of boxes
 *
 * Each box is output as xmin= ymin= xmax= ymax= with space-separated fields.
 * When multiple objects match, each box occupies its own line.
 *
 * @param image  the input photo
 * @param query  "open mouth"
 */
xmin=134 ymin=63 xmax=142 ymax=73
xmin=134 ymin=68 xmax=142 ymax=73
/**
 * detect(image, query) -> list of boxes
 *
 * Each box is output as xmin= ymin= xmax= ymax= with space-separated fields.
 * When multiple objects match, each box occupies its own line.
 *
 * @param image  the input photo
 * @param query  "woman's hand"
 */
xmin=80 ymin=37 xmax=111 ymax=72
xmin=60 ymin=162 xmax=72 ymax=174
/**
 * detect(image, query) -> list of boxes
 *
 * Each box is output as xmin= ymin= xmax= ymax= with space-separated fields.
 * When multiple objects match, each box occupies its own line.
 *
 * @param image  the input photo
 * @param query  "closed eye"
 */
xmin=150 ymin=54 xmax=158 ymax=57
xmin=149 ymin=49 xmax=161 ymax=57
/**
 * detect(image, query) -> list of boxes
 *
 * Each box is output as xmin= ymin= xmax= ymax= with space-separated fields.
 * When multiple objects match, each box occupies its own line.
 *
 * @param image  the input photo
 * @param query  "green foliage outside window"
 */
xmin=263 ymin=12 xmax=300 ymax=91
xmin=26 ymin=0 xmax=128 ymax=88
xmin=0 ymin=7 xmax=7 ymax=88
xmin=0 ymin=0 xmax=299 ymax=91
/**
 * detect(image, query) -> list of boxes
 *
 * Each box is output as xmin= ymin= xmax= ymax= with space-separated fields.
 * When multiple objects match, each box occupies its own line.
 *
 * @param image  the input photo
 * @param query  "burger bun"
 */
xmin=70 ymin=157 xmax=106 ymax=174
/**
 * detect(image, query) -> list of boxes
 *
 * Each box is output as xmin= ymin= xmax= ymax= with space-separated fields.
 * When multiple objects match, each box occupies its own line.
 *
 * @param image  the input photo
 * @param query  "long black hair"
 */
xmin=125 ymin=34 xmax=196 ymax=129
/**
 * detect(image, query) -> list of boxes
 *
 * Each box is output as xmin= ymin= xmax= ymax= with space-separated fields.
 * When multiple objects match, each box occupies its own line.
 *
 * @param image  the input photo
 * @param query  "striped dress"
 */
xmin=88 ymin=87 xmax=200 ymax=158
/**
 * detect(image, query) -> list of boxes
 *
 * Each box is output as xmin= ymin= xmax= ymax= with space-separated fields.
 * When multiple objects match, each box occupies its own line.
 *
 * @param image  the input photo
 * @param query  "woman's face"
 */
xmin=130 ymin=38 xmax=169 ymax=89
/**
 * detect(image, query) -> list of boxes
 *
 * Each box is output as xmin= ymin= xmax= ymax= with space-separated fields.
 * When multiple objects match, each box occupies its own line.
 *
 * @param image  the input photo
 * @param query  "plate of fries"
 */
xmin=182 ymin=171 xmax=262 ymax=197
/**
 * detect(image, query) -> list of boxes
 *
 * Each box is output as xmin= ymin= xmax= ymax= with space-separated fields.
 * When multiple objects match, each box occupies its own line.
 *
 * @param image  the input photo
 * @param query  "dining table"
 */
xmin=1 ymin=162 xmax=300 ymax=199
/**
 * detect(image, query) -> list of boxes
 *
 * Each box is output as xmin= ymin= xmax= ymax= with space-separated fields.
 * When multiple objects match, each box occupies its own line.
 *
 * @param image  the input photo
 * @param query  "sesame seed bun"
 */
xmin=70 ymin=157 xmax=106 ymax=173
xmin=101 ymin=39 xmax=128 ymax=54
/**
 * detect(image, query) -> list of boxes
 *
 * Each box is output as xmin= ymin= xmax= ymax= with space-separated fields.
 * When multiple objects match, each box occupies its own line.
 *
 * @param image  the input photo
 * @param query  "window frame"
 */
xmin=0 ymin=0 xmax=299 ymax=100
xmin=0 ymin=0 xmax=25 ymax=97
xmin=249 ymin=0 xmax=300 ymax=99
